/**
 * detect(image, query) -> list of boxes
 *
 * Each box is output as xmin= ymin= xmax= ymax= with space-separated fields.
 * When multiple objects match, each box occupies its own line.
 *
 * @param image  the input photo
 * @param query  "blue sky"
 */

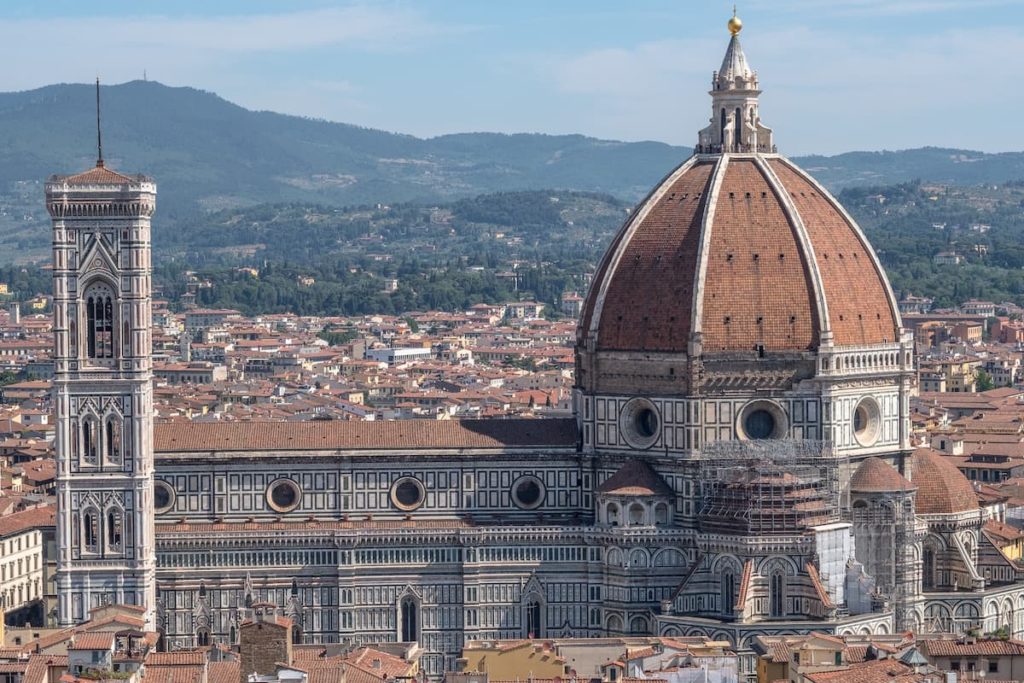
xmin=0 ymin=0 xmax=1021 ymax=155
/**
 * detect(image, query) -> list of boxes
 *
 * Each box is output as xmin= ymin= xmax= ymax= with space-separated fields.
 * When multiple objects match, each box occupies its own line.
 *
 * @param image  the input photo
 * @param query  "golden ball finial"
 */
xmin=728 ymin=6 xmax=742 ymax=35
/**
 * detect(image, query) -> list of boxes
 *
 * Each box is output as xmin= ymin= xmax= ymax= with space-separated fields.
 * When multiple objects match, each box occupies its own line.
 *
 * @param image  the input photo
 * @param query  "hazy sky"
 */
xmin=1 ymin=0 xmax=1021 ymax=155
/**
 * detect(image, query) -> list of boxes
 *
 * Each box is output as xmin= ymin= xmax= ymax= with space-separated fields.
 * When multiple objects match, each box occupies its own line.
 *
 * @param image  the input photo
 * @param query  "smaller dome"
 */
xmin=850 ymin=457 xmax=915 ymax=493
xmin=911 ymin=448 xmax=979 ymax=515
xmin=598 ymin=460 xmax=673 ymax=497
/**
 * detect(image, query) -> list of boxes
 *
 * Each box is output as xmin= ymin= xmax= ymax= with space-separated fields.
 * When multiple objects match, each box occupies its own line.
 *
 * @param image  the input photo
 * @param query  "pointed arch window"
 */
xmin=83 ymin=281 xmax=116 ymax=360
xmin=82 ymin=417 xmax=99 ymax=465
xmin=106 ymin=509 xmax=123 ymax=553
xmin=400 ymin=597 xmax=418 ymax=642
xmin=721 ymin=571 xmax=736 ymax=615
xmin=525 ymin=600 xmax=543 ymax=638
xmin=923 ymin=547 xmax=936 ymax=590
xmin=83 ymin=509 xmax=100 ymax=553
xmin=105 ymin=416 xmax=122 ymax=465
xmin=196 ymin=628 xmax=210 ymax=647
xmin=769 ymin=570 xmax=785 ymax=618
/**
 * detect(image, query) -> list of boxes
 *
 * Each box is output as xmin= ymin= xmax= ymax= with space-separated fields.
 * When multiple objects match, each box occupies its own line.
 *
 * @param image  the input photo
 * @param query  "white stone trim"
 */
xmin=755 ymin=155 xmax=832 ymax=342
xmin=689 ymin=154 xmax=730 ymax=343
xmin=584 ymin=155 xmax=702 ymax=345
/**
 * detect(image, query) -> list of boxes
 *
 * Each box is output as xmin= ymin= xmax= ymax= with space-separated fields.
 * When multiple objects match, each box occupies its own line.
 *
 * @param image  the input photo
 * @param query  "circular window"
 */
xmin=391 ymin=477 xmax=425 ymax=511
xmin=619 ymin=398 xmax=661 ymax=449
xmin=737 ymin=400 xmax=787 ymax=440
xmin=154 ymin=480 xmax=175 ymax=514
xmin=853 ymin=397 xmax=881 ymax=447
xmin=266 ymin=478 xmax=302 ymax=513
xmin=511 ymin=475 xmax=545 ymax=510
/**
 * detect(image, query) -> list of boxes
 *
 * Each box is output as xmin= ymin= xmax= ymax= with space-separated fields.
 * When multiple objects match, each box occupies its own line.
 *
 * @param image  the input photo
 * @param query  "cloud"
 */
xmin=0 ymin=5 xmax=467 ymax=91
xmin=543 ymin=25 xmax=1024 ymax=154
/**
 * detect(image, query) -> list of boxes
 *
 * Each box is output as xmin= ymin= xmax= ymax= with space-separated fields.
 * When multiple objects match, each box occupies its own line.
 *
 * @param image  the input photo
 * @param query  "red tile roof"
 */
xmin=154 ymin=418 xmax=576 ymax=453
xmin=597 ymin=460 xmax=673 ymax=497
xmin=579 ymin=155 xmax=900 ymax=355
xmin=850 ymin=457 xmax=915 ymax=493
xmin=911 ymin=448 xmax=979 ymax=514
xmin=920 ymin=638 xmax=1024 ymax=657
xmin=803 ymin=659 xmax=918 ymax=683
xmin=0 ymin=505 xmax=55 ymax=538
xmin=53 ymin=165 xmax=147 ymax=186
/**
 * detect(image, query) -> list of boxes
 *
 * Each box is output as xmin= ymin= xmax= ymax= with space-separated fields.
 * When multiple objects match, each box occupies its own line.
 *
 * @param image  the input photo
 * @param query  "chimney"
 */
xmin=238 ymin=609 xmax=292 ymax=683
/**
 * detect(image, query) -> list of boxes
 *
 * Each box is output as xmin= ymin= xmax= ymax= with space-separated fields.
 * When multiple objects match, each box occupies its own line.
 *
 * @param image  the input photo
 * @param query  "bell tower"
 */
xmin=47 ymin=87 xmax=157 ymax=627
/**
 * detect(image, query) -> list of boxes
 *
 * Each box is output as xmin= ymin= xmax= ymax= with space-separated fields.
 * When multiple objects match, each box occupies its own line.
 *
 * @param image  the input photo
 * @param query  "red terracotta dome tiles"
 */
xmin=700 ymin=159 xmax=818 ymax=352
xmin=769 ymin=159 xmax=899 ymax=346
xmin=592 ymin=161 xmax=714 ymax=352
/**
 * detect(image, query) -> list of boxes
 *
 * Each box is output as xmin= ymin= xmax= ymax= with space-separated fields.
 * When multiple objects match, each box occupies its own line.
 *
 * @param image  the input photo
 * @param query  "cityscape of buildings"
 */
xmin=3 ymin=11 xmax=1024 ymax=683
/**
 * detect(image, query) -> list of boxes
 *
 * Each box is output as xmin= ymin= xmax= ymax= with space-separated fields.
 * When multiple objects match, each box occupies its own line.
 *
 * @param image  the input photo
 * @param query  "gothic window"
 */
xmin=400 ymin=597 xmax=418 ymax=642
xmin=196 ymin=628 xmax=210 ymax=647
xmin=106 ymin=509 xmax=123 ymax=553
xmin=525 ymin=600 xmax=543 ymax=638
xmin=923 ymin=547 xmax=936 ymax=590
xmin=721 ymin=571 xmax=736 ymax=615
xmin=769 ymin=571 xmax=785 ymax=618
xmin=105 ymin=416 xmax=122 ymax=465
xmin=82 ymin=417 xmax=99 ymax=465
xmin=291 ymin=626 xmax=302 ymax=644
xmin=84 ymin=281 xmax=116 ymax=360
xmin=83 ymin=509 xmax=100 ymax=553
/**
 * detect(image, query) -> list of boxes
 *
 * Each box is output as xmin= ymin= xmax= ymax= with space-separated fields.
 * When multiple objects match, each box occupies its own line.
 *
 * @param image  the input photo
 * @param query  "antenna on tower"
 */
xmin=95 ymin=77 xmax=104 ymax=168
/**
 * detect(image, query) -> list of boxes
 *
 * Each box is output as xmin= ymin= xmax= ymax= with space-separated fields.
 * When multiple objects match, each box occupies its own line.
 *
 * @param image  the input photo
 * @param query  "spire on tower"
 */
xmin=95 ymin=77 xmax=104 ymax=168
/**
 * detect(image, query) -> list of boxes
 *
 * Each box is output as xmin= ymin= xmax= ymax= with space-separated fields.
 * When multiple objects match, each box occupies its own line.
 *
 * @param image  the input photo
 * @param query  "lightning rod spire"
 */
xmin=95 ymin=77 xmax=104 ymax=168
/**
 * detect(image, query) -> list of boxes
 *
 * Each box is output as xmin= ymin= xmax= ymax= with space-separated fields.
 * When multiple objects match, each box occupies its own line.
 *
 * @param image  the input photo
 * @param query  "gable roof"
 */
xmin=154 ymin=418 xmax=577 ymax=453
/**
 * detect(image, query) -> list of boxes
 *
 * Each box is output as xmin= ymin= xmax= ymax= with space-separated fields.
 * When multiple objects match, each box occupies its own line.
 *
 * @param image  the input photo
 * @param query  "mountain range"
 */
xmin=2 ymin=81 xmax=1023 ymax=221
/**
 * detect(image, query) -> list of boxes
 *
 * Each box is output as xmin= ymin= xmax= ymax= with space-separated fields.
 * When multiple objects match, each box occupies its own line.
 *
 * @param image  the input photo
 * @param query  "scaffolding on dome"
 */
xmin=697 ymin=439 xmax=843 ymax=536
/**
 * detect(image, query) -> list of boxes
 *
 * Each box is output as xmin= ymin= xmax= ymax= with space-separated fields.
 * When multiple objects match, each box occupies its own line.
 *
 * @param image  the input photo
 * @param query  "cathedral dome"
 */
xmin=577 ymin=22 xmax=900 ymax=360
xmin=850 ymin=457 xmax=915 ymax=494
xmin=910 ymin=448 xmax=979 ymax=515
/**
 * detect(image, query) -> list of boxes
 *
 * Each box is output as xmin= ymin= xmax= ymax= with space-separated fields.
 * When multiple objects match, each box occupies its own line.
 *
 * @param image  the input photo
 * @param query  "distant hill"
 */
xmin=1 ymin=81 xmax=1022 ymax=215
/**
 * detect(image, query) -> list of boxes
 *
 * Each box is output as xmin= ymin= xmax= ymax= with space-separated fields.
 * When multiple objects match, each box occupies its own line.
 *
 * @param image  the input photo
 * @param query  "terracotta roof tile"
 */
xmin=0 ymin=505 xmax=55 ymax=538
xmin=769 ymin=159 xmax=900 ymax=346
xmin=701 ymin=159 xmax=818 ymax=352
xmin=920 ymin=638 xmax=1024 ymax=657
xmin=850 ymin=457 xmax=915 ymax=493
xmin=597 ymin=460 xmax=673 ymax=497
xmin=584 ymin=160 xmax=714 ymax=351
xmin=803 ymin=659 xmax=917 ymax=683
xmin=154 ymin=418 xmax=576 ymax=453
xmin=207 ymin=661 xmax=239 ymax=683
xmin=53 ymin=165 xmax=147 ymax=186
xmin=911 ymin=448 xmax=979 ymax=514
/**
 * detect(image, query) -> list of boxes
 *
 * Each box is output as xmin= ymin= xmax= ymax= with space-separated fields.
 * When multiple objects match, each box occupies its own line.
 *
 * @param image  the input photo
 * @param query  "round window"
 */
xmin=391 ymin=477 xmax=425 ymax=511
xmin=853 ymin=397 xmax=881 ymax=447
xmin=744 ymin=410 xmax=775 ymax=439
xmin=619 ymin=398 xmax=661 ymax=449
xmin=266 ymin=478 xmax=302 ymax=513
xmin=154 ymin=480 xmax=175 ymax=514
xmin=737 ymin=400 xmax=786 ymax=440
xmin=511 ymin=475 xmax=545 ymax=510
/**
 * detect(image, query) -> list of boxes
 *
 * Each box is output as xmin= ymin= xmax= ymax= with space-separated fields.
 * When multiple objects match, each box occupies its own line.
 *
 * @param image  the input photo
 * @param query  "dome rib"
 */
xmin=756 ymin=155 xmax=831 ymax=340
xmin=769 ymin=158 xmax=901 ymax=346
xmin=689 ymin=154 xmax=730 ymax=348
xmin=910 ymin=448 xmax=978 ymax=515
xmin=696 ymin=157 xmax=820 ymax=353
xmin=582 ymin=156 xmax=715 ymax=352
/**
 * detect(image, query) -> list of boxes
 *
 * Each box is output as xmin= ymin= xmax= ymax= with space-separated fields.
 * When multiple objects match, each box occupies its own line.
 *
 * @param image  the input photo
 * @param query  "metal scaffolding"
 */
xmin=697 ymin=439 xmax=842 ymax=536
